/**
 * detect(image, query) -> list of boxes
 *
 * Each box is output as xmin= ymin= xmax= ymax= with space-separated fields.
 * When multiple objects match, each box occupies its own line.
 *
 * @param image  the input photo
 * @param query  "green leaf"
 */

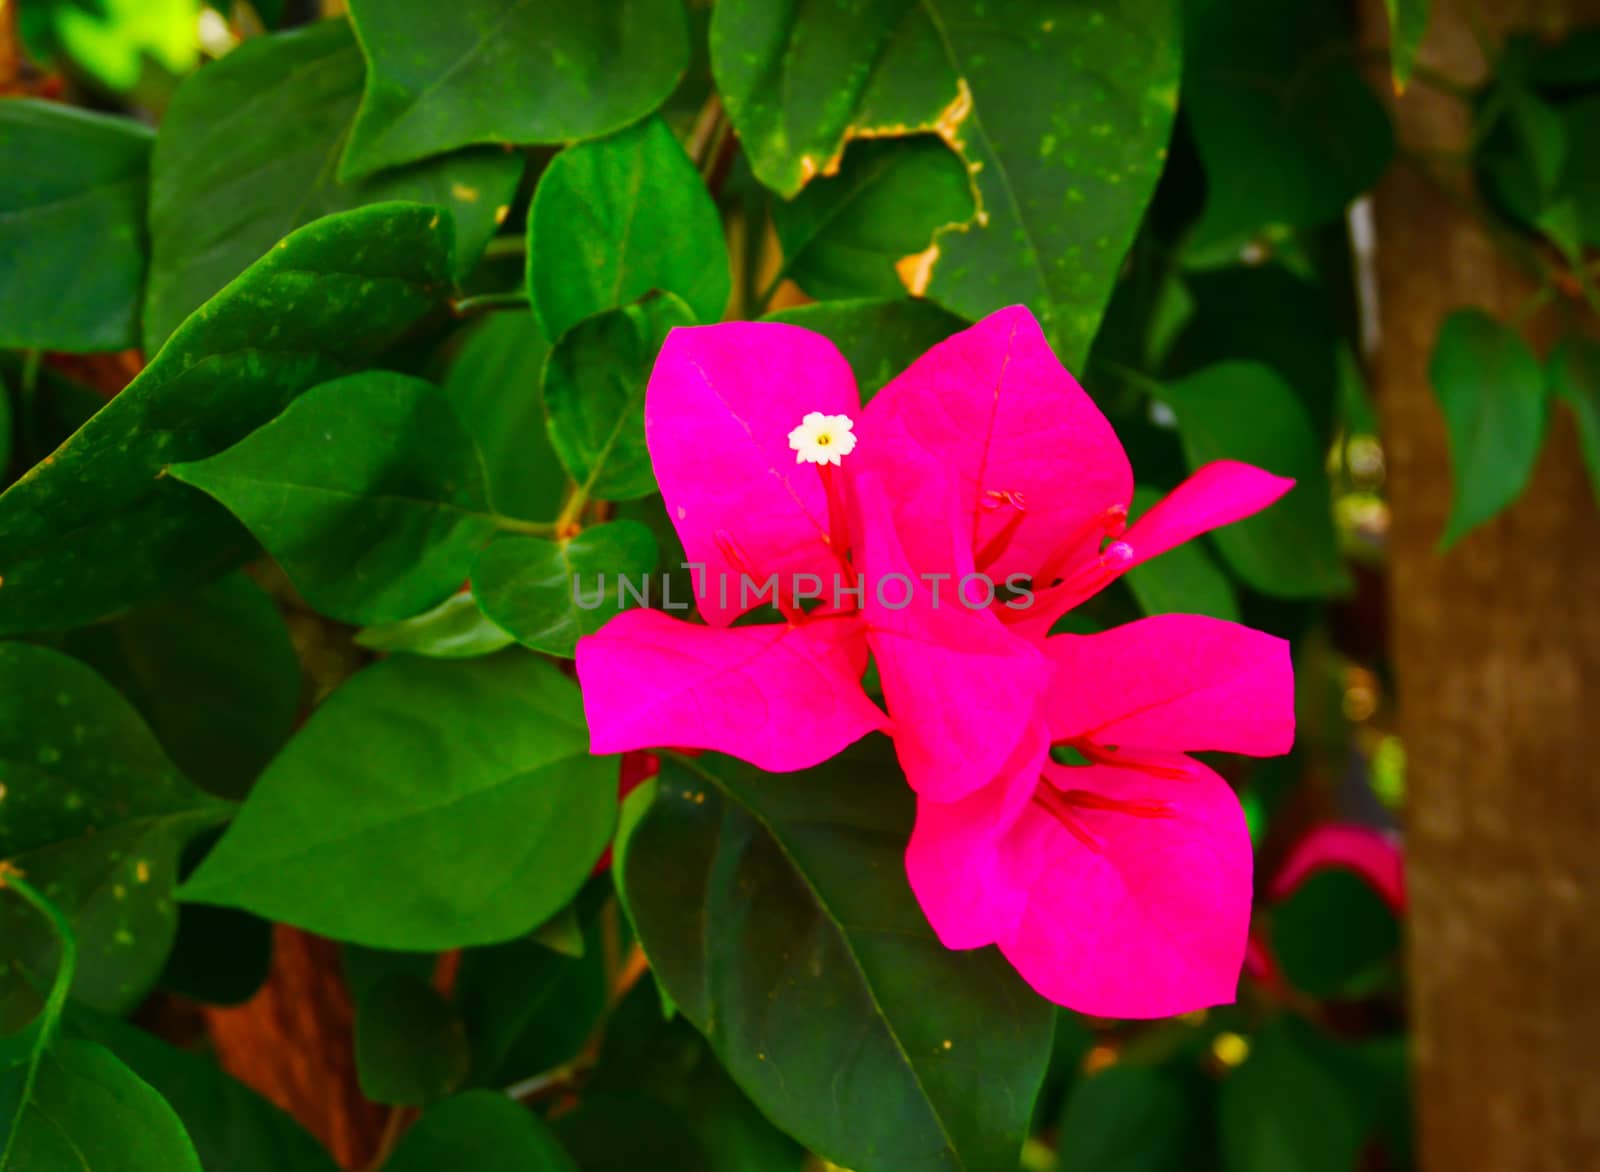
xmin=341 ymin=944 xmax=438 ymax=1005
xmin=1185 ymin=0 xmax=1393 ymax=243
xmin=384 ymin=1092 xmax=576 ymax=1172
xmin=144 ymin=20 xmax=521 ymax=353
xmin=772 ymin=137 xmax=974 ymax=301
xmin=0 ymin=202 xmax=456 ymax=636
xmin=171 ymin=372 xmax=503 ymax=626
xmin=0 ymin=1039 xmax=202 ymax=1170
xmin=457 ymin=922 xmax=606 ymax=1086
xmin=765 ymin=298 xmax=968 ymax=400
xmin=713 ymin=0 xmax=1179 ymax=364
xmin=1056 ymin=1066 xmax=1198 ymax=1172
xmin=68 ymin=1008 xmax=340 ymax=1172
xmin=621 ymin=743 xmax=1053 ymax=1172
xmin=61 ymin=573 xmax=300 ymax=801
xmin=1429 ymin=309 xmax=1548 ymax=548
xmin=0 ymin=100 xmax=152 ymax=352
xmin=1160 ymin=362 xmax=1350 ymax=597
xmin=355 ymin=973 xmax=470 ymax=1106
xmin=553 ymin=1094 xmax=712 ymax=1172
xmin=542 ymin=294 xmax=696 ymax=500
xmin=1123 ymin=487 xmax=1240 ymax=622
xmin=181 ymin=652 xmax=617 ymax=950
xmin=1164 ymin=264 xmax=1342 ymax=441
xmin=340 ymin=0 xmax=689 ymax=180
xmin=356 ymin=591 xmax=516 ymax=659
xmin=1272 ymin=871 xmax=1400 ymax=999
xmin=527 ymin=119 xmax=728 ymax=343
xmin=0 ymin=377 xmax=11 ymax=495
xmin=473 ymin=524 xmax=659 ymax=659
xmin=440 ymin=312 xmax=565 ymax=520
xmin=0 ymin=644 xmax=228 ymax=1027
xmin=1219 ymin=1018 xmax=1367 ymax=1172
xmin=1548 ymin=335 xmax=1600 ymax=505
xmin=1385 ymin=0 xmax=1430 ymax=91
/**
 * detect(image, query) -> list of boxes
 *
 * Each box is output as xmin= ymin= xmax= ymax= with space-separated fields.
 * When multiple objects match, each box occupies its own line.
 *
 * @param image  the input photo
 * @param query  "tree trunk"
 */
xmin=1363 ymin=2 xmax=1600 ymax=1169
xmin=203 ymin=928 xmax=385 ymax=1169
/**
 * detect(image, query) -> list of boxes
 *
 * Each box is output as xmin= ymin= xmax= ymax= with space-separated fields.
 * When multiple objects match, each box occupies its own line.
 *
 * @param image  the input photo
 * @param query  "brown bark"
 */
xmin=202 ymin=928 xmax=386 ymax=1170
xmin=1363 ymin=2 xmax=1600 ymax=1169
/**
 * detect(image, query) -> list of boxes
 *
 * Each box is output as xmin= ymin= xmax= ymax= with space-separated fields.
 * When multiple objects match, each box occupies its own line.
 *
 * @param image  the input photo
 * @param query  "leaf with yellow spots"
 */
xmin=714 ymin=0 xmax=1180 ymax=365
xmin=0 ymin=202 xmax=455 ymax=635
xmin=772 ymin=136 xmax=975 ymax=302
xmin=0 ymin=643 xmax=229 ymax=1031
xmin=143 ymin=19 xmax=522 ymax=353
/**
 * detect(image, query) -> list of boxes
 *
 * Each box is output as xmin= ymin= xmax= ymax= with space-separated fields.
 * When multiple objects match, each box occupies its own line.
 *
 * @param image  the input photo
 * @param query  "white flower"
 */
xmin=787 ymin=412 xmax=857 ymax=466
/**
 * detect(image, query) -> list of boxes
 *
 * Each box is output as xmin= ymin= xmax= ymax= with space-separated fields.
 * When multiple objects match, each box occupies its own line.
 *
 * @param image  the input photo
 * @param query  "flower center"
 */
xmin=788 ymin=411 xmax=856 ymax=467
xmin=1029 ymin=747 xmax=1178 ymax=852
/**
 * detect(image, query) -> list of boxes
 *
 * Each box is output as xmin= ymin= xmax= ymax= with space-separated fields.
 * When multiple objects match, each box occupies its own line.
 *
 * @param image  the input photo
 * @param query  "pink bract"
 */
xmin=575 ymin=305 xmax=1300 ymax=1018
xmin=906 ymin=615 xmax=1294 ymax=1017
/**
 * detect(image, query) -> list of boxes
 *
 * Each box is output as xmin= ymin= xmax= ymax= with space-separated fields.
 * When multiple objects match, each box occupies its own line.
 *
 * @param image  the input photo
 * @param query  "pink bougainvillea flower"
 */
xmin=845 ymin=306 xmax=1296 ymax=795
xmin=577 ymin=318 xmax=1045 ymax=786
xmin=579 ymin=304 xmax=1295 ymax=795
xmin=906 ymin=615 xmax=1295 ymax=1017
xmin=1270 ymin=823 xmax=1405 ymax=913
xmin=577 ymin=323 xmax=888 ymax=773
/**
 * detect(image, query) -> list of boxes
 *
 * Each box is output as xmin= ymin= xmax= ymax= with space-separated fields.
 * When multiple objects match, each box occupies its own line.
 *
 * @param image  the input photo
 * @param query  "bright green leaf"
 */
xmin=713 ymin=0 xmax=1179 ymax=364
xmin=1429 ymin=309 xmax=1547 ymax=548
xmin=0 ymin=202 xmax=456 ymax=636
xmin=528 ymin=119 xmax=728 ymax=342
xmin=383 ymin=1092 xmax=577 ymax=1172
xmin=1185 ymin=0 xmax=1393 ymax=243
xmin=772 ymin=136 xmax=974 ymax=301
xmin=0 ymin=1039 xmax=202 ymax=1171
xmin=356 ymin=591 xmax=516 ymax=659
xmin=181 ymin=652 xmax=617 ymax=951
xmin=341 ymin=0 xmax=689 ymax=179
xmin=144 ymin=19 xmax=521 ymax=352
xmin=440 ymin=312 xmax=565 ymax=520
xmin=170 ymin=372 xmax=503 ymax=626
xmin=355 ymin=973 xmax=470 ymax=1106
xmin=473 ymin=523 xmax=659 ymax=659
xmin=1548 ymin=335 xmax=1600 ymax=505
xmin=766 ymin=298 xmax=968 ymax=399
xmin=18 ymin=0 xmax=198 ymax=91
xmin=621 ymin=743 xmax=1053 ymax=1172
xmin=542 ymin=294 xmax=696 ymax=499
xmin=0 ymin=644 xmax=228 ymax=1027
xmin=0 ymin=100 xmax=152 ymax=352
xmin=1160 ymin=362 xmax=1350 ymax=596
xmin=61 ymin=573 xmax=301 ymax=801
xmin=1123 ymin=487 xmax=1241 ymax=621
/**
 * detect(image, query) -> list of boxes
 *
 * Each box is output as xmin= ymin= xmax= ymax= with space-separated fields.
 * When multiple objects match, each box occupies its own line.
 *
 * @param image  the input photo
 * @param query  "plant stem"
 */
xmin=451 ymin=291 xmax=530 ymax=317
xmin=0 ymin=865 xmax=78 ymax=1168
xmin=1093 ymin=359 xmax=1168 ymax=400
xmin=481 ymin=236 xmax=526 ymax=261
xmin=490 ymin=512 xmax=558 ymax=537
